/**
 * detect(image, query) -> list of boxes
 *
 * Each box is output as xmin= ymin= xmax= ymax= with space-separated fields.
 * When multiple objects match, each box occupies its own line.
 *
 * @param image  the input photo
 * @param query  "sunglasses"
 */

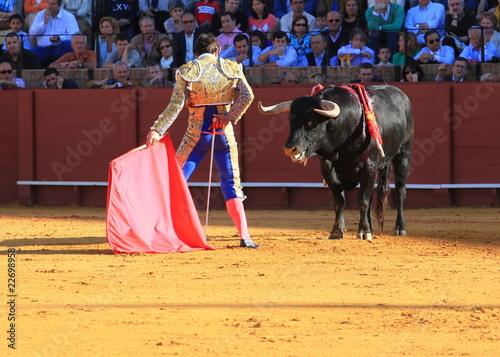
xmin=427 ymin=38 xmax=440 ymax=44
xmin=295 ymin=23 xmax=307 ymax=27
xmin=405 ymin=69 xmax=417 ymax=74
xmin=160 ymin=44 xmax=171 ymax=49
xmin=0 ymin=69 xmax=13 ymax=74
xmin=183 ymin=20 xmax=195 ymax=24
xmin=328 ymin=19 xmax=341 ymax=23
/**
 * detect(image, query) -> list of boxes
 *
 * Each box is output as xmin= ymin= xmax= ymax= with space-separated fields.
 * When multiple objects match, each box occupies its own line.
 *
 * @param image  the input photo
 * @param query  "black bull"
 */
xmin=258 ymin=84 xmax=414 ymax=240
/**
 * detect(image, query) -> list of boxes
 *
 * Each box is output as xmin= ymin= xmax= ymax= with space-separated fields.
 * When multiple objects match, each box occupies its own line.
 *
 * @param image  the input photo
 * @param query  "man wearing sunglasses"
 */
xmin=280 ymin=0 xmax=318 ymax=34
xmin=0 ymin=61 xmax=25 ymax=90
xmin=415 ymin=30 xmax=455 ymax=64
xmin=325 ymin=11 xmax=349 ymax=60
xmin=173 ymin=12 xmax=204 ymax=66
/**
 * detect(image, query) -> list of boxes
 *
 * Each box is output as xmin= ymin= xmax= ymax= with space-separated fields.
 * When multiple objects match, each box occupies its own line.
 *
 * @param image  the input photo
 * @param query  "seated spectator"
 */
xmin=305 ymin=33 xmax=336 ymax=66
xmin=337 ymin=29 xmax=375 ymax=66
xmin=210 ymin=0 xmax=248 ymax=35
xmin=131 ymin=16 xmax=169 ymax=67
xmin=414 ymin=30 xmax=455 ymax=64
xmin=341 ymin=0 xmax=367 ymax=34
xmin=195 ymin=0 xmax=219 ymax=31
xmin=445 ymin=0 xmax=477 ymax=52
xmin=24 ymin=0 xmax=48 ymax=31
xmin=392 ymin=31 xmax=420 ymax=65
xmin=29 ymin=0 xmax=79 ymax=67
xmin=248 ymin=0 xmax=276 ymax=40
xmin=86 ymin=61 xmax=139 ymax=89
xmin=0 ymin=61 xmax=25 ymax=89
xmin=173 ymin=12 xmax=203 ymax=66
xmin=157 ymin=37 xmax=178 ymax=69
xmin=401 ymin=61 xmax=425 ymax=81
xmin=288 ymin=15 xmax=312 ymax=66
xmin=140 ymin=0 xmax=171 ymax=33
xmin=1 ymin=14 xmax=31 ymax=50
xmin=480 ymin=72 xmax=500 ymax=82
xmin=366 ymin=0 xmax=404 ymax=55
xmin=480 ymin=12 xmax=500 ymax=55
xmin=277 ymin=0 xmax=317 ymax=18
xmin=435 ymin=56 xmax=469 ymax=81
xmin=217 ymin=11 xmax=246 ymax=51
xmin=49 ymin=33 xmax=97 ymax=69
xmin=220 ymin=33 xmax=262 ymax=66
xmin=0 ymin=33 xmax=41 ymax=69
xmin=376 ymin=45 xmax=392 ymax=65
xmin=459 ymin=26 xmax=499 ymax=62
xmin=309 ymin=72 xmax=327 ymax=83
xmin=249 ymin=29 xmax=268 ymax=50
xmin=42 ymin=67 xmax=79 ymax=88
xmin=105 ymin=0 xmax=138 ymax=40
xmin=350 ymin=62 xmax=384 ymax=83
xmin=255 ymin=30 xmax=298 ymax=66
xmin=280 ymin=0 xmax=318 ymax=34
xmin=102 ymin=33 xmax=142 ymax=68
xmin=272 ymin=70 xmax=299 ymax=84
xmin=405 ymin=0 xmax=445 ymax=44
xmin=312 ymin=10 xmax=328 ymax=33
xmin=143 ymin=62 xmax=174 ymax=86
xmin=96 ymin=17 xmax=120 ymax=67
xmin=164 ymin=0 xmax=186 ymax=37
xmin=325 ymin=11 xmax=349 ymax=61
xmin=62 ymin=0 xmax=91 ymax=34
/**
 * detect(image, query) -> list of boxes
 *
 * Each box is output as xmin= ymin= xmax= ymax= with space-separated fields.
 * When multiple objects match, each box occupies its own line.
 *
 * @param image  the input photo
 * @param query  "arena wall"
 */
xmin=1 ymin=82 xmax=499 ymax=209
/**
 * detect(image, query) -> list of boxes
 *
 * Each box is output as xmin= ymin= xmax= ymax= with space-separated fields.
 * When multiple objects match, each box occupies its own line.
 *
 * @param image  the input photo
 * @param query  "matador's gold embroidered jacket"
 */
xmin=150 ymin=53 xmax=254 ymax=168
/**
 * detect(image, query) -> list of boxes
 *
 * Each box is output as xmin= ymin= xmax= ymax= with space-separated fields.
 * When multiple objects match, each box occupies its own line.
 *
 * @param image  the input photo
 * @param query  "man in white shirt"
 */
xmin=414 ymin=30 xmax=455 ymax=64
xmin=459 ymin=26 xmax=499 ymax=63
xmin=280 ymin=0 xmax=318 ymax=33
xmin=405 ymin=0 xmax=445 ymax=44
xmin=29 ymin=0 xmax=79 ymax=67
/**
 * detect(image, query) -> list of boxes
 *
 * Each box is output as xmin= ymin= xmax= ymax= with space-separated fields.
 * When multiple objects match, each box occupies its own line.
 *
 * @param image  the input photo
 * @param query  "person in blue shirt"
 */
xmin=255 ymin=30 xmax=298 ymax=66
xmin=220 ymin=33 xmax=262 ymax=66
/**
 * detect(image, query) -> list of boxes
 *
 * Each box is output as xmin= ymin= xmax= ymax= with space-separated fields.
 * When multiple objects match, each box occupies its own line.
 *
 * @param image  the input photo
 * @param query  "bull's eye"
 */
xmin=306 ymin=121 xmax=315 ymax=128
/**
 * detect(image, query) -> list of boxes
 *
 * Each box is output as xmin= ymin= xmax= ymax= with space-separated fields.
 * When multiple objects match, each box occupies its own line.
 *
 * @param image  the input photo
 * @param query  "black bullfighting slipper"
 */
xmin=240 ymin=240 xmax=259 ymax=249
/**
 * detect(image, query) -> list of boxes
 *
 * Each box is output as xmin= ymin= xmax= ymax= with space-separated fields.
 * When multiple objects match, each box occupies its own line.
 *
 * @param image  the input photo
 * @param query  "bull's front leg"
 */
xmin=321 ymin=161 xmax=345 ymax=239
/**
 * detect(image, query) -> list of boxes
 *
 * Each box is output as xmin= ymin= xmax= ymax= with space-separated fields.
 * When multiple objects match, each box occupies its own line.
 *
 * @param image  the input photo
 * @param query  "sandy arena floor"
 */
xmin=1 ymin=204 xmax=499 ymax=356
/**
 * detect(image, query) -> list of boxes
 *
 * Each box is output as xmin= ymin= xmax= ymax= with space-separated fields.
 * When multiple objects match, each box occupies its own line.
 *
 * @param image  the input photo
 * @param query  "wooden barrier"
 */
xmin=1 ymin=82 xmax=500 ymax=208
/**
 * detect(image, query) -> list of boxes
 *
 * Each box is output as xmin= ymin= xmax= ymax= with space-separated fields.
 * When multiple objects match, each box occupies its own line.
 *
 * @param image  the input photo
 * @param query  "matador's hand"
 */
xmin=209 ymin=115 xmax=230 ymax=131
xmin=146 ymin=130 xmax=161 ymax=146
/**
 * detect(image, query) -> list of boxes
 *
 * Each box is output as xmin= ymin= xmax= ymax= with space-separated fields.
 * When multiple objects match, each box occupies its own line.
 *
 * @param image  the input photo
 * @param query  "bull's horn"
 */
xmin=313 ymin=100 xmax=340 ymax=118
xmin=258 ymin=100 xmax=292 ymax=115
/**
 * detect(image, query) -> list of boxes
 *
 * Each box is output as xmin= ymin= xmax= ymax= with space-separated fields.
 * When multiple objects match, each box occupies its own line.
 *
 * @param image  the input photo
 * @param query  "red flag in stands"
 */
xmin=106 ymin=135 xmax=215 ymax=254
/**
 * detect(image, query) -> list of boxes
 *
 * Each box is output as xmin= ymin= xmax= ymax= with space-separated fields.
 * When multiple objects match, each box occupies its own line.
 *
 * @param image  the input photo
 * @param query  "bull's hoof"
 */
xmin=393 ymin=229 xmax=407 ymax=236
xmin=328 ymin=233 xmax=344 ymax=239
xmin=356 ymin=232 xmax=373 ymax=240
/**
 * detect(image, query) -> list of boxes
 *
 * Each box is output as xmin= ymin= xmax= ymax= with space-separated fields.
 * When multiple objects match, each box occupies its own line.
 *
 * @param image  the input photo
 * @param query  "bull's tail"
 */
xmin=375 ymin=164 xmax=391 ymax=231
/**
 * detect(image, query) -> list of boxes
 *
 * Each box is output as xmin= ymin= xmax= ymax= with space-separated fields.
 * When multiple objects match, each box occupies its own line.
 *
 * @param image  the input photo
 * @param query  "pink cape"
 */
xmin=106 ymin=135 xmax=215 ymax=254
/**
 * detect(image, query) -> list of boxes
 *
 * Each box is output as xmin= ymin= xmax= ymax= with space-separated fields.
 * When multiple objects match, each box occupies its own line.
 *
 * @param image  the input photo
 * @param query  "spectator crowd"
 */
xmin=2 ymin=0 xmax=500 ymax=88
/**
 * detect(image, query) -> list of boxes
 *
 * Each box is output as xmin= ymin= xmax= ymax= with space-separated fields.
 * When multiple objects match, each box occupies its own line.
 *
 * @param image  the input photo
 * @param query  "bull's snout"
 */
xmin=284 ymin=146 xmax=299 ymax=157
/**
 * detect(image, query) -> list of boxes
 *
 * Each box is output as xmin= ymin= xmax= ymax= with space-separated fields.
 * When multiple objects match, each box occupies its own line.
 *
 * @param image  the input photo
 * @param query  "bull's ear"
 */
xmin=258 ymin=100 xmax=292 ymax=115
xmin=313 ymin=100 xmax=340 ymax=118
